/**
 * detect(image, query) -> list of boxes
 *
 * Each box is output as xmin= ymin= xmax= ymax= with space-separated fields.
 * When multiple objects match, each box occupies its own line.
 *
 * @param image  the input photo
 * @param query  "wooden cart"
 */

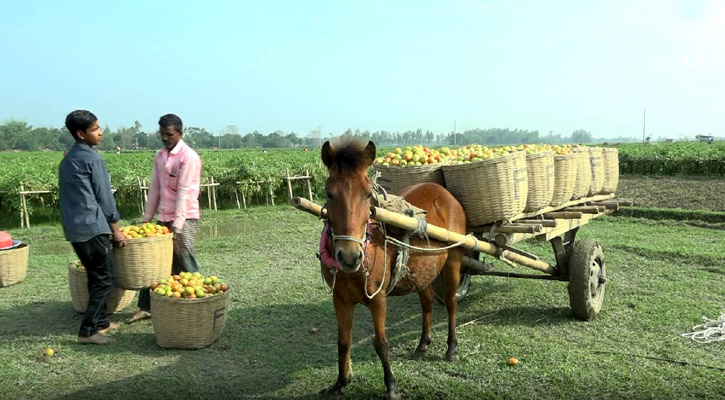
xmin=293 ymin=193 xmax=632 ymax=321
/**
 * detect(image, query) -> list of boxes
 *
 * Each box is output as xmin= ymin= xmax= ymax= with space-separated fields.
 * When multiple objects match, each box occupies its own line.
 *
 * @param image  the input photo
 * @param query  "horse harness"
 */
xmin=317 ymin=185 xmax=430 ymax=298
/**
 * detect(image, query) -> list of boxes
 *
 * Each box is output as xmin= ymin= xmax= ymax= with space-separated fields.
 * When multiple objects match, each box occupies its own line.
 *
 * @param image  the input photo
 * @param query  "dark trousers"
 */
xmin=137 ymin=219 xmax=200 ymax=311
xmin=71 ymin=235 xmax=115 ymax=337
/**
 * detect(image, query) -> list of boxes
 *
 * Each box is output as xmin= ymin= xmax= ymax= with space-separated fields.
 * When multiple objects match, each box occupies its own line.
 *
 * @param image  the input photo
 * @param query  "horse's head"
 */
xmin=321 ymin=139 xmax=377 ymax=274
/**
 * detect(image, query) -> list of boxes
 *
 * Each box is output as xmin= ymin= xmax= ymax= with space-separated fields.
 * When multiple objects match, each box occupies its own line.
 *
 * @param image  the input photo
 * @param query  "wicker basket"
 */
xmin=600 ymin=148 xmax=620 ymax=194
xmin=67 ymin=261 xmax=136 ymax=313
xmin=570 ymin=148 xmax=591 ymax=200
xmin=549 ymin=153 xmax=577 ymax=208
xmin=442 ymin=151 xmax=528 ymax=226
xmin=114 ymin=234 xmax=173 ymax=290
xmin=150 ymin=289 xmax=229 ymax=349
xmin=372 ymin=163 xmax=445 ymax=195
xmin=0 ymin=243 xmax=29 ymax=287
xmin=524 ymin=151 xmax=555 ymax=212
xmin=587 ymin=147 xmax=604 ymax=196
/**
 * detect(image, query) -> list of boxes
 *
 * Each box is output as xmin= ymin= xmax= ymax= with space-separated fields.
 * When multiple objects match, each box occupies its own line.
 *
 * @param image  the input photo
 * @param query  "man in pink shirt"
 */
xmin=128 ymin=114 xmax=202 ymax=323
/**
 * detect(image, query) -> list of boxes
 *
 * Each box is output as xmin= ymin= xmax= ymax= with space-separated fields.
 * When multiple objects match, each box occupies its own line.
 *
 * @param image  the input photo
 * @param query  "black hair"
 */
xmin=65 ymin=110 xmax=98 ymax=140
xmin=158 ymin=114 xmax=183 ymax=134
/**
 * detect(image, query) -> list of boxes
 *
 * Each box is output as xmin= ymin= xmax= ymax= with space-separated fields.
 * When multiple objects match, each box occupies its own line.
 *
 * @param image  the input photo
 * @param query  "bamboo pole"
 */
xmin=18 ymin=185 xmax=24 ymax=228
xmin=292 ymin=197 xmax=556 ymax=274
xmin=286 ymin=168 xmax=294 ymax=201
xmin=207 ymin=180 xmax=212 ymax=209
xmin=20 ymin=184 xmax=30 ymax=228
xmin=211 ymin=176 xmax=218 ymax=211
xmin=234 ymin=186 xmax=241 ymax=210
xmin=306 ymin=169 xmax=313 ymax=201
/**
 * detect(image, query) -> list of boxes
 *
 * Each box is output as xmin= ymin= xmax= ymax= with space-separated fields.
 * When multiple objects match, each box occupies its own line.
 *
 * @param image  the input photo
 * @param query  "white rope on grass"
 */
xmin=681 ymin=313 xmax=725 ymax=343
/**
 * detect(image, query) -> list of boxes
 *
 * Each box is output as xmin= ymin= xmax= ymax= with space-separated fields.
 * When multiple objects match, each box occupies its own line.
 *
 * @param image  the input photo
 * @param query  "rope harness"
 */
xmin=317 ymin=173 xmax=477 ymax=298
xmin=681 ymin=313 xmax=725 ymax=343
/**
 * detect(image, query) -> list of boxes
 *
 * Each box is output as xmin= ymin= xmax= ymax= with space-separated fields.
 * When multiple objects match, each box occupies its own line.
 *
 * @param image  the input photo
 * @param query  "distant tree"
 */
xmin=570 ymin=129 xmax=592 ymax=144
xmin=186 ymin=127 xmax=214 ymax=148
xmin=0 ymin=119 xmax=32 ymax=150
xmin=241 ymin=131 xmax=263 ymax=147
xmin=263 ymin=131 xmax=291 ymax=148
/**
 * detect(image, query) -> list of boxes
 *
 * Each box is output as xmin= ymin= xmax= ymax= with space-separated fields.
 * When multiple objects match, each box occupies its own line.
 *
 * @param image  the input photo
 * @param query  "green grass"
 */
xmin=1 ymin=206 xmax=724 ymax=399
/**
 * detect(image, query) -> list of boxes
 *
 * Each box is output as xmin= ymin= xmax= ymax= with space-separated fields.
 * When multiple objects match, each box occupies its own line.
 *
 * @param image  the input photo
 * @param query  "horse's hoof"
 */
xmin=385 ymin=390 xmax=401 ymax=400
xmin=445 ymin=351 xmax=458 ymax=362
xmin=412 ymin=349 xmax=427 ymax=360
xmin=323 ymin=387 xmax=343 ymax=400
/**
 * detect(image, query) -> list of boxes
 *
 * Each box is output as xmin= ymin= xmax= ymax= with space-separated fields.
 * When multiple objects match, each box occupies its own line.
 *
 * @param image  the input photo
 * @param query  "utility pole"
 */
xmin=219 ymin=135 xmax=221 ymax=149
xmin=642 ymin=109 xmax=646 ymax=144
xmin=453 ymin=120 xmax=457 ymax=146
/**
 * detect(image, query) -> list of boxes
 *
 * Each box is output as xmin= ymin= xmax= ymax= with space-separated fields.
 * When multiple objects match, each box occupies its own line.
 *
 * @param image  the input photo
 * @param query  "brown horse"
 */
xmin=320 ymin=139 xmax=466 ymax=400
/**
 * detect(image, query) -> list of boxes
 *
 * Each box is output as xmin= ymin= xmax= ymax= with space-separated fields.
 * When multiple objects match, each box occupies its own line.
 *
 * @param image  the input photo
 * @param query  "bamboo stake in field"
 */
xmin=292 ymin=197 xmax=556 ymax=274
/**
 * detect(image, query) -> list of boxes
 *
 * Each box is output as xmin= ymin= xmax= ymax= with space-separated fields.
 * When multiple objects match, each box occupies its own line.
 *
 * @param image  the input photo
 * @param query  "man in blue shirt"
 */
xmin=59 ymin=110 xmax=127 ymax=345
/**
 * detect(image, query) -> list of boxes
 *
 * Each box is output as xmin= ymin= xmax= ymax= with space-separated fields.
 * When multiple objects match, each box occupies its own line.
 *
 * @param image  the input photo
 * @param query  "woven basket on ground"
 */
xmin=600 ymin=148 xmax=620 ymax=194
xmin=587 ymin=147 xmax=604 ymax=196
xmin=372 ymin=163 xmax=445 ymax=195
xmin=442 ymin=151 xmax=528 ymax=226
xmin=150 ymin=289 xmax=229 ymax=349
xmin=114 ymin=234 xmax=173 ymax=290
xmin=524 ymin=151 xmax=555 ymax=212
xmin=549 ymin=153 xmax=577 ymax=208
xmin=0 ymin=243 xmax=29 ymax=287
xmin=570 ymin=148 xmax=591 ymax=200
xmin=67 ymin=261 xmax=135 ymax=313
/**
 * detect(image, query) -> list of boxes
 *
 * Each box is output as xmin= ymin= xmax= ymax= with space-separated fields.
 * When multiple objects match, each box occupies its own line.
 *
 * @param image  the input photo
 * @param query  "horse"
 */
xmin=319 ymin=139 xmax=467 ymax=400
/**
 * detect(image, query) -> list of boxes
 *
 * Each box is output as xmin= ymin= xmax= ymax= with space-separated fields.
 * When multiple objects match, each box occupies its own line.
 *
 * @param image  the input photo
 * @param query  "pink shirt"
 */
xmin=144 ymin=139 xmax=202 ymax=229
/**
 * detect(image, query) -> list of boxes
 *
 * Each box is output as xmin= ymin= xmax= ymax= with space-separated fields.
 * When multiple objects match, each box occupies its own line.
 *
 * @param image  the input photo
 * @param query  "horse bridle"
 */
xmin=319 ymin=202 xmax=388 ymax=299
xmin=321 ymin=203 xmax=372 ymax=271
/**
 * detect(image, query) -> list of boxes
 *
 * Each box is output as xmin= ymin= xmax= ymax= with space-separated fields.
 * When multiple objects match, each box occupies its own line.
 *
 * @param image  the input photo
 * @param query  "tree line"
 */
xmin=0 ymin=118 xmax=635 ymax=152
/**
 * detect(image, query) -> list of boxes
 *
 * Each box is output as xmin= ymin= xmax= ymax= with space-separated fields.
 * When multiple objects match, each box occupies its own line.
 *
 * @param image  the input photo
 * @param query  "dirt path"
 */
xmin=617 ymin=175 xmax=725 ymax=211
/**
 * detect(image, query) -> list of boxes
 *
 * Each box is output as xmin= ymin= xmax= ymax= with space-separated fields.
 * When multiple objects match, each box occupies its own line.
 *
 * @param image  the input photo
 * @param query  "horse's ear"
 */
xmin=321 ymin=141 xmax=334 ymax=168
xmin=363 ymin=141 xmax=376 ymax=168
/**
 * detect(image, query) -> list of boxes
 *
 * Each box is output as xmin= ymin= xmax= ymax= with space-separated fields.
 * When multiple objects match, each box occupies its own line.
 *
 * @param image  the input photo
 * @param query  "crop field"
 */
xmin=1 ymin=141 xmax=724 ymax=226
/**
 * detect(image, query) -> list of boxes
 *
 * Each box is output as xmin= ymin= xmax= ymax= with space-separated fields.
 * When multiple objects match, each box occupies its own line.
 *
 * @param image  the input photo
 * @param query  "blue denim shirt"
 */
xmin=59 ymin=142 xmax=120 ymax=243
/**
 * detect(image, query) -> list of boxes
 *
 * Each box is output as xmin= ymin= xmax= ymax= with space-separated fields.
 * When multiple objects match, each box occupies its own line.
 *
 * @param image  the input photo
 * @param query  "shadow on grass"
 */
xmin=55 ymin=300 xmax=397 ymax=399
xmin=9 ymin=279 xmax=583 ymax=399
xmin=0 ymin=300 xmax=82 ymax=339
xmin=54 ymin=289 xmax=543 ymax=400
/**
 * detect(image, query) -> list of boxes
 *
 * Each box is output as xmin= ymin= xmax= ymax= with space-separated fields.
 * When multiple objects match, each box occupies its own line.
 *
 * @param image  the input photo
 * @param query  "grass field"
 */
xmin=0 ymin=204 xmax=723 ymax=399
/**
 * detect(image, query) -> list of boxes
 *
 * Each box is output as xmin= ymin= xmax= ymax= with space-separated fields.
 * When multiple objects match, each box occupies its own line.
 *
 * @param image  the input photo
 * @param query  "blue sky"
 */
xmin=1 ymin=0 xmax=722 ymax=139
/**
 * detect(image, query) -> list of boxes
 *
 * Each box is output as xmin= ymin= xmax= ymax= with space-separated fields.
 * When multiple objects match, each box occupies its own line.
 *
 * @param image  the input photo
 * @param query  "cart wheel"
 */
xmin=568 ymin=239 xmax=606 ymax=321
xmin=432 ymin=272 xmax=471 ymax=305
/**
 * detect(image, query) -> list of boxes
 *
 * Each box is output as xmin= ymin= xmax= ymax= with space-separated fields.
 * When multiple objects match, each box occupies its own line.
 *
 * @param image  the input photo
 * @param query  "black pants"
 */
xmin=137 ymin=219 xmax=200 ymax=311
xmin=71 ymin=235 xmax=115 ymax=337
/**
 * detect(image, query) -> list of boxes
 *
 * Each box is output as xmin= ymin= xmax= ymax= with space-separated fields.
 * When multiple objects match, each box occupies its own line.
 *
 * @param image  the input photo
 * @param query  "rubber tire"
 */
xmin=432 ymin=272 xmax=471 ymax=305
xmin=568 ymin=239 xmax=606 ymax=321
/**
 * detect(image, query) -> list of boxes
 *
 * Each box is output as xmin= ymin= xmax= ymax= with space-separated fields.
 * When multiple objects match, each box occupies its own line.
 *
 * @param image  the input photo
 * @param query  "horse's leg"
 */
xmin=369 ymin=295 xmax=400 ymax=400
xmin=413 ymin=286 xmax=434 ymax=359
xmin=324 ymin=295 xmax=355 ymax=400
xmin=441 ymin=250 xmax=462 ymax=362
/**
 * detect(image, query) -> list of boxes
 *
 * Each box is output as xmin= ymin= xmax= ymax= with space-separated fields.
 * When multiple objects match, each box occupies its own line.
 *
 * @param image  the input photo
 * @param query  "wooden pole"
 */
xmin=206 ymin=181 xmax=212 ymax=210
xmin=269 ymin=180 xmax=275 ymax=206
xmin=18 ymin=185 xmax=24 ymax=228
xmin=286 ymin=168 xmax=294 ymax=201
xmin=234 ymin=184 xmax=241 ymax=210
xmin=212 ymin=177 xmax=218 ymax=211
xmin=292 ymin=197 xmax=556 ymax=274
xmin=20 ymin=184 xmax=30 ymax=228
xmin=306 ymin=169 xmax=313 ymax=201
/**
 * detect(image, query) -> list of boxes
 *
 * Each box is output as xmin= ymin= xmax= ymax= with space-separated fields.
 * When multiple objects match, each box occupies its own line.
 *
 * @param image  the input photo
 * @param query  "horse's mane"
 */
xmin=329 ymin=138 xmax=370 ymax=174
